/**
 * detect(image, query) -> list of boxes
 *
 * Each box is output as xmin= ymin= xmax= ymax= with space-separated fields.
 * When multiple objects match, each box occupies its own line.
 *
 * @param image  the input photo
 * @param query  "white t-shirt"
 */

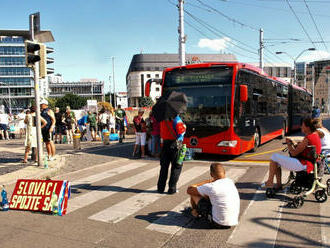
xmin=0 ymin=114 xmax=9 ymax=125
xmin=197 ymin=178 xmax=240 ymax=226
xmin=99 ymin=113 xmax=108 ymax=124
xmin=318 ymin=128 xmax=330 ymax=150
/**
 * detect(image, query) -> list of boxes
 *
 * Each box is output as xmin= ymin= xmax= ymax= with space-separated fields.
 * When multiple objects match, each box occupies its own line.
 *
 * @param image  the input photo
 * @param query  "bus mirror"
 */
xmin=240 ymin=85 xmax=248 ymax=102
xmin=145 ymin=81 xmax=151 ymax=97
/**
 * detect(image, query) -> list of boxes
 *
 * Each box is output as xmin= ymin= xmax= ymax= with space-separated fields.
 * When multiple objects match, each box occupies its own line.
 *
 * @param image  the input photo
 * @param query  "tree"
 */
xmin=139 ymin=97 xmax=154 ymax=107
xmin=56 ymin=94 xmax=87 ymax=112
xmin=46 ymin=97 xmax=57 ymax=110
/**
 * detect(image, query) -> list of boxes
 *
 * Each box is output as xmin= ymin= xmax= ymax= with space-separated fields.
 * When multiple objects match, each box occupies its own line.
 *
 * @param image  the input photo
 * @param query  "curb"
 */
xmin=0 ymin=155 xmax=66 ymax=187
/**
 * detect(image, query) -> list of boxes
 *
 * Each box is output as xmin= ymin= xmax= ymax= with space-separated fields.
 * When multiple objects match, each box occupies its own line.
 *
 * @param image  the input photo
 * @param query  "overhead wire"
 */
xmin=194 ymin=0 xmax=259 ymax=31
xmin=303 ymin=0 xmax=328 ymax=51
xmin=184 ymin=20 xmax=260 ymax=61
xmin=285 ymin=0 xmax=317 ymax=49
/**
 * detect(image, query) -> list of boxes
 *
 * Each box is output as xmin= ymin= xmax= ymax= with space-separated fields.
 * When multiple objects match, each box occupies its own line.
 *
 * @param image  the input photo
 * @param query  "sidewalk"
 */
xmin=0 ymin=155 xmax=66 ymax=186
xmin=0 ymin=135 xmax=136 ymax=187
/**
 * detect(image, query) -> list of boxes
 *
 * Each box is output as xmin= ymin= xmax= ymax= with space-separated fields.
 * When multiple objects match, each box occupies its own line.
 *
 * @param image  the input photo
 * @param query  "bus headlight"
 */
xmin=217 ymin=140 xmax=237 ymax=147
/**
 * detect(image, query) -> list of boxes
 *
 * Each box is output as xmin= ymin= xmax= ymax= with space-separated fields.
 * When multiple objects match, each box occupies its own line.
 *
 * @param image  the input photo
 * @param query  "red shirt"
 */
xmin=151 ymin=116 xmax=160 ymax=136
xmin=299 ymin=132 xmax=321 ymax=173
xmin=160 ymin=120 xmax=186 ymax=140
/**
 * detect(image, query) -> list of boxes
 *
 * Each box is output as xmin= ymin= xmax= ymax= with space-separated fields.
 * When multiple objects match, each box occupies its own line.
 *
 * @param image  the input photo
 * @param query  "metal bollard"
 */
xmin=73 ymin=133 xmax=81 ymax=150
xmin=103 ymin=132 xmax=110 ymax=145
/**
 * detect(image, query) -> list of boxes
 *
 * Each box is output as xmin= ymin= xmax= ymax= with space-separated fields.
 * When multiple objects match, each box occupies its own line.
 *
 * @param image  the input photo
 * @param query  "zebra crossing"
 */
xmin=57 ymin=159 xmax=330 ymax=247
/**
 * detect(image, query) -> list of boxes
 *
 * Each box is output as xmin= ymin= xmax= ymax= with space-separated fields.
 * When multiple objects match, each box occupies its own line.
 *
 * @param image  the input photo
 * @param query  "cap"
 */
xmin=40 ymin=99 xmax=48 ymax=105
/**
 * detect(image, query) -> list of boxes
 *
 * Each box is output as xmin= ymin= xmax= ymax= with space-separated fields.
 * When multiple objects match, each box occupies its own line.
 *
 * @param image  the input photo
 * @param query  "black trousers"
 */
xmin=157 ymin=140 xmax=183 ymax=192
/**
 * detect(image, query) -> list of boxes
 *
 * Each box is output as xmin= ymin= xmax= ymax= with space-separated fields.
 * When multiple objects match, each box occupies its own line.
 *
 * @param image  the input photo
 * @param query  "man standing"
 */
xmin=186 ymin=163 xmax=240 ymax=229
xmin=115 ymin=105 xmax=126 ymax=143
xmin=54 ymin=107 xmax=64 ymax=144
xmin=87 ymin=111 xmax=97 ymax=141
xmin=40 ymin=99 xmax=56 ymax=161
xmin=0 ymin=111 xmax=9 ymax=140
xmin=157 ymin=115 xmax=186 ymax=194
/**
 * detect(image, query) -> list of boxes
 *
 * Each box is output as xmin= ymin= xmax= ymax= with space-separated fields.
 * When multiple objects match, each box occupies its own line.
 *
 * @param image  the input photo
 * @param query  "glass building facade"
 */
xmin=0 ymin=36 xmax=34 ymax=112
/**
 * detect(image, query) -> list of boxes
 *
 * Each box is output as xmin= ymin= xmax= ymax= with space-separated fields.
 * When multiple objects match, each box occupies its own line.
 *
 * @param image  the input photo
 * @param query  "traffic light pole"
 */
xmin=30 ymin=14 xmax=43 ymax=167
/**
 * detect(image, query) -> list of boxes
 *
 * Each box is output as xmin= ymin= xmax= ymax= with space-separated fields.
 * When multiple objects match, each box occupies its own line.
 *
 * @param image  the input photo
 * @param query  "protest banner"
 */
xmin=9 ymin=179 xmax=70 ymax=215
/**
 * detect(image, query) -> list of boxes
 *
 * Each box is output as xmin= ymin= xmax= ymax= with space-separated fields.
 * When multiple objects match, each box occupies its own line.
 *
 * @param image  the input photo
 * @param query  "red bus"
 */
xmin=146 ymin=62 xmax=312 ymax=155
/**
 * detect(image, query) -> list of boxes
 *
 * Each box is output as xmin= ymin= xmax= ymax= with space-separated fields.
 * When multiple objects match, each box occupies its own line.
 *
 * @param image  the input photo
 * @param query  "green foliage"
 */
xmin=55 ymin=94 xmax=87 ymax=112
xmin=139 ymin=97 xmax=154 ymax=107
xmin=46 ymin=98 xmax=57 ymax=110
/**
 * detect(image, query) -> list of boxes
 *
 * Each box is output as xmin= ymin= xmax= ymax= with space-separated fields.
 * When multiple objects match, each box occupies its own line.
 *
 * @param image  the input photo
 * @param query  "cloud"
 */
xmin=198 ymin=37 xmax=231 ymax=51
xmin=298 ymin=50 xmax=330 ymax=62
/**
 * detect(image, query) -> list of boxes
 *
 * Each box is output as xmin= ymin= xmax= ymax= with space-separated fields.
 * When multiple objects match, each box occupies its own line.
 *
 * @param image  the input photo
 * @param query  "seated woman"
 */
xmin=313 ymin=118 xmax=330 ymax=153
xmin=265 ymin=118 xmax=321 ymax=190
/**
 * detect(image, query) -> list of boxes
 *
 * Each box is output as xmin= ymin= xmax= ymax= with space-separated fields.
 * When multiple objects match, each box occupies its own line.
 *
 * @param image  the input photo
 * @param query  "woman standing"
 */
xmin=23 ymin=106 xmax=47 ymax=164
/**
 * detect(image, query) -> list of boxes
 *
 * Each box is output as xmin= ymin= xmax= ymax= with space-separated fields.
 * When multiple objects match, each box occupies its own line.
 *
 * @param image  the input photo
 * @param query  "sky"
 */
xmin=1 ymin=0 xmax=330 ymax=92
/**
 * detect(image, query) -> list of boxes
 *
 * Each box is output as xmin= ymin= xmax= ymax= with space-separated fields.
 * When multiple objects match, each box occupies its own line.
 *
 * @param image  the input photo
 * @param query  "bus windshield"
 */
xmin=163 ymin=67 xmax=233 ymax=128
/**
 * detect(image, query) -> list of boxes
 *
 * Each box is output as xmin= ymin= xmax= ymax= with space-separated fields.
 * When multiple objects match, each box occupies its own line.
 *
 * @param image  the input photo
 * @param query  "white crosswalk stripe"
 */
xmin=71 ymin=162 xmax=147 ymax=186
xmin=67 ymin=163 xmax=157 ymax=213
xmin=88 ymin=166 xmax=210 ymax=223
xmin=146 ymin=168 xmax=247 ymax=235
xmin=227 ymin=170 xmax=290 ymax=247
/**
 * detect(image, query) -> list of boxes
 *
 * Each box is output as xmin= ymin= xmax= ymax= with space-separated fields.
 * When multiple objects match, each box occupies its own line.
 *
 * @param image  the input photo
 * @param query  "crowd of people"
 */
xmin=4 ymin=99 xmax=330 ymax=230
xmin=1 ymin=100 xmax=129 ymax=164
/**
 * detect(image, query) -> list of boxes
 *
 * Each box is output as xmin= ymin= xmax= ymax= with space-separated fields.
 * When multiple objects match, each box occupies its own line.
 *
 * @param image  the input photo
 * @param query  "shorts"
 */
xmin=271 ymin=153 xmax=307 ymax=171
xmin=0 ymin=124 xmax=7 ymax=131
xmin=90 ymin=125 xmax=97 ymax=132
xmin=55 ymin=125 xmax=65 ymax=135
xmin=116 ymin=121 xmax=125 ymax=131
xmin=197 ymin=198 xmax=230 ymax=229
xmin=42 ymin=129 xmax=53 ymax=143
xmin=135 ymin=132 xmax=146 ymax=146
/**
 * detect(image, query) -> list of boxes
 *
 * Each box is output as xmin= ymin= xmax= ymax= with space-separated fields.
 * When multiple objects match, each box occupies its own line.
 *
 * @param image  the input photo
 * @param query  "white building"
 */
xmin=116 ymin=92 xmax=128 ymax=109
xmin=126 ymin=53 xmax=237 ymax=107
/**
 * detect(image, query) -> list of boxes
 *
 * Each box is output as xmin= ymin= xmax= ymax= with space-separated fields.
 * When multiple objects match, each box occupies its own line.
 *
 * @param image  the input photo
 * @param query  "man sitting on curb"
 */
xmin=186 ymin=163 xmax=240 ymax=229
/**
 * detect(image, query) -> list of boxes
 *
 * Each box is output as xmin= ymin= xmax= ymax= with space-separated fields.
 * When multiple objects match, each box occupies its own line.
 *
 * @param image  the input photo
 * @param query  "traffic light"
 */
xmin=24 ymin=40 xmax=41 ymax=67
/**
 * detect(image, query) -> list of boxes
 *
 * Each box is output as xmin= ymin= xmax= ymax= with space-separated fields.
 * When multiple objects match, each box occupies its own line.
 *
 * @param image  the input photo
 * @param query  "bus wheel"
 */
xmin=252 ymin=129 xmax=260 ymax=152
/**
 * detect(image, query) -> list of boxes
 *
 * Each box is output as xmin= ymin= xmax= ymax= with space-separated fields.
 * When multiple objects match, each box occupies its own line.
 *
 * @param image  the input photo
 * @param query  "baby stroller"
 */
xmin=266 ymin=145 xmax=330 ymax=208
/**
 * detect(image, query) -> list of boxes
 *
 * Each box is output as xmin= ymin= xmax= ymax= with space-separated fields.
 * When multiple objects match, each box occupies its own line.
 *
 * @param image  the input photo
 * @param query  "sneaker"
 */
xmin=48 ymin=156 xmax=55 ymax=161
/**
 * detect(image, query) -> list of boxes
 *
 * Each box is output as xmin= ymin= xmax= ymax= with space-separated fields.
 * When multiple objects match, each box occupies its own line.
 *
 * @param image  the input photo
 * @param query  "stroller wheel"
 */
xmin=290 ymin=181 xmax=302 ymax=194
xmin=327 ymin=179 xmax=330 ymax=196
xmin=292 ymin=196 xmax=304 ymax=208
xmin=315 ymin=189 xmax=328 ymax=203
xmin=266 ymin=188 xmax=275 ymax=198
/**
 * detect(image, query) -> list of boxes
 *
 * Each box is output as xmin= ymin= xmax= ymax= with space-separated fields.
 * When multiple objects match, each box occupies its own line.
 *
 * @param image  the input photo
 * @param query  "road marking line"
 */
xmin=244 ymin=147 xmax=285 ymax=158
xmin=320 ymin=175 xmax=330 ymax=247
xmin=227 ymin=170 xmax=290 ymax=248
xmin=67 ymin=166 xmax=159 ymax=214
xmin=146 ymin=168 xmax=247 ymax=235
xmin=88 ymin=166 xmax=210 ymax=224
xmin=53 ymin=158 xmax=128 ymax=179
xmin=71 ymin=162 xmax=148 ymax=186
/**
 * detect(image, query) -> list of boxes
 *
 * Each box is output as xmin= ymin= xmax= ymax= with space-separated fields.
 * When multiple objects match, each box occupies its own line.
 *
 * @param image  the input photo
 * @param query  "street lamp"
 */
xmin=276 ymin=48 xmax=316 ymax=85
xmin=0 ymin=82 xmax=11 ymax=114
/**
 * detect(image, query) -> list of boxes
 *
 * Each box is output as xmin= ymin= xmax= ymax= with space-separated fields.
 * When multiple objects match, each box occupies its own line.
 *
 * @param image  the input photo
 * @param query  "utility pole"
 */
xmin=178 ymin=0 xmax=186 ymax=66
xmin=259 ymin=28 xmax=264 ymax=70
xmin=112 ymin=57 xmax=116 ymax=108
xmin=7 ymin=85 xmax=11 ymax=115
xmin=312 ymin=64 xmax=315 ymax=106
xmin=30 ymin=13 xmax=43 ymax=167
xmin=109 ymin=75 xmax=112 ymax=107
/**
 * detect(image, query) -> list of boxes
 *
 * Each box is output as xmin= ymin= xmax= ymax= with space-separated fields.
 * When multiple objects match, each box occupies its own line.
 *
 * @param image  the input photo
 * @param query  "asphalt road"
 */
xmin=0 ymin=123 xmax=330 ymax=247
